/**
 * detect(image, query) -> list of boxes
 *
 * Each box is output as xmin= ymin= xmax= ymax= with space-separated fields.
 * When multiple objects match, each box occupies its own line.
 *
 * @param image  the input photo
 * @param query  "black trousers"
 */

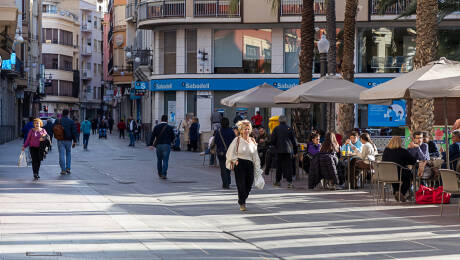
xmin=119 ymin=129 xmax=125 ymax=139
xmin=29 ymin=146 xmax=41 ymax=176
xmin=234 ymin=158 xmax=254 ymax=205
xmin=392 ymin=169 xmax=412 ymax=195
xmin=276 ymin=153 xmax=293 ymax=183
xmin=190 ymin=139 xmax=198 ymax=151
xmin=218 ymin=155 xmax=231 ymax=188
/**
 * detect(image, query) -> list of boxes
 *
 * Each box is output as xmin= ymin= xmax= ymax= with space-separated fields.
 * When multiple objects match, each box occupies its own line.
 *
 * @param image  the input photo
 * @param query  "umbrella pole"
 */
xmin=444 ymin=97 xmax=450 ymax=169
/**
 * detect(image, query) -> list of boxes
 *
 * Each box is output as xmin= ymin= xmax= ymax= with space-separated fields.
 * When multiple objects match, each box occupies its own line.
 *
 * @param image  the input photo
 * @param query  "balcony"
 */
xmin=126 ymin=2 xmax=136 ymax=21
xmin=81 ymin=45 xmax=92 ymax=56
xmin=138 ymin=0 xmax=186 ymax=22
xmin=194 ymin=0 xmax=240 ymax=17
xmin=42 ymin=8 xmax=79 ymax=21
xmin=280 ymin=0 xmax=325 ymax=16
xmin=112 ymin=65 xmax=133 ymax=76
xmin=81 ymin=69 xmax=92 ymax=80
xmin=81 ymin=23 xmax=92 ymax=32
xmin=370 ymin=0 xmax=414 ymax=15
xmin=4 ymin=58 xmax=24 ymax=79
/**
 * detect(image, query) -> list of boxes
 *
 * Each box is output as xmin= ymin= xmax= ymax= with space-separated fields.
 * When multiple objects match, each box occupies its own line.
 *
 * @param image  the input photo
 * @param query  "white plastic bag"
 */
xmin=18 ymin=151 xmax=27 ymax=167
xmin=254 ymin=168 xmax=265 ymax=190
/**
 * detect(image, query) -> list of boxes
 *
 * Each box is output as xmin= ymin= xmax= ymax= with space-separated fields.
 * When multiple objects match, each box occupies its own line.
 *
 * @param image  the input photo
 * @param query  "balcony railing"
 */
xmin=280 ymin=0 xmax=325 ymax=16
xmin=82 ymin=46 xmax=92 ymax=56
xmin=112 ymin=65 xmax=133 ymax=75
xmin=81 ymin=23 xmax=92 ymax=32
xmin=126 ymin=2 xmax=136 ymax=20
xmin=138 ymin=0 xmax=186 ymax=21
xmin=81 ymin=69 xmax=92 ymax=80
xmin=370 ymin=0 xmax=414 ymax=15
xmin=43 ymin=8 xmax=79 ymax=21
xmin=194 ymin=0 xmax=240 ymax=17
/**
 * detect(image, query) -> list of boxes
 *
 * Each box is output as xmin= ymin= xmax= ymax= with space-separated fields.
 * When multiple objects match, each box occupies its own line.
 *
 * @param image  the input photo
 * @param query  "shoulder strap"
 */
xmin=157 ymin=124 xmax=168 ymax=138
xmin=236 ymin=137 xmax=240 ymax=156
xmin=218 ymin=130 xmax=228 ymax=151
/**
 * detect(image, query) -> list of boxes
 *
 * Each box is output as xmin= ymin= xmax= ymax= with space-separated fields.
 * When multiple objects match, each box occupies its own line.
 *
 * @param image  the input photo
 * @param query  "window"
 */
xmin=94 ymin=40 xmax=97 ymax=51
xmin=214 ymin=29 xmax=272 ymax=74
xmin=42 ymin=54 xmax=59 ymax=69
xmin=164 ymin=31 xmax=176 ymax=74
xmin=52 ymin=28 xmax=58 ymax=44
xmin=60 ymin=55 xmax=73 ymax=71
xmin=94 ymin=63 xmax=97 ymax=74
xmin=45 ymin=80 xmax=58 ymax=95
xmin=59 ymin=80 xmax=73 ymax=97
xmin=43 ymin=28 xmax=58 ymax=43
xmin=186 ymin=29 xmax=197 ymax=73
xmin=59 ymin=30 xmax=73 ymax=46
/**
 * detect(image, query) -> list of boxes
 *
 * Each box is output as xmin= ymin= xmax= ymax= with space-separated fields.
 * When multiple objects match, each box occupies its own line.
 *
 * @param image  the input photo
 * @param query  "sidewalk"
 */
xmin=0 ymin=135 xmax=460 ymax=259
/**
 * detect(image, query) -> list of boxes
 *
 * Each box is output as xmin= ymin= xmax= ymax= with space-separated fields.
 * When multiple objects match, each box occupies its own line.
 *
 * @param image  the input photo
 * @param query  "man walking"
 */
xmin=108 ymin=116 xmax=114 ymax=134
xmin=54 ymin=109 xmax=77 ymax=175
xmin=128 ymin=117 xmax=137 ymax=146
xmin=271 ymin=115 xmax=297 ymax=188
xmin=148 ymin=115 xmax=175 ymax=179
xmin=80 ymin=118 xmax=92 ymax=150
xmin=117 ymin=119 xmax=126 ymax=139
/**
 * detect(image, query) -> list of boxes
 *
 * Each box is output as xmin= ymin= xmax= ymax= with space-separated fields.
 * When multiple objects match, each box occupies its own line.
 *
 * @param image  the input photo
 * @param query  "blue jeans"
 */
xmin=83 ymin=134 xmax=90 ymax=149
xmin=129 ymin=132 xmax=135 ymax=146
xmin=156 ymin=144 xmax=171 ymax=176
xmin=58 ymin=140 xmax=72 ymax=171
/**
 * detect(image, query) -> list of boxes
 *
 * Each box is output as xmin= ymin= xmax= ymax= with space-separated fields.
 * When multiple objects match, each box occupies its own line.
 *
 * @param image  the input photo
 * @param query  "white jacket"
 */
xmin=225 ymin=137 xmax=261 ymax=171
xmin=357 ymin=142 xmax=378 ymax=163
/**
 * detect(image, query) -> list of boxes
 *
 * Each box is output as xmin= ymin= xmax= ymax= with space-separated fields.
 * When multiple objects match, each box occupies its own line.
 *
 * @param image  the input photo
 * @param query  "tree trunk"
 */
xmin=338 ymin=0 xmax=358 ymax=137
xmin=326 ymin=0 xmax=337 ymax=132
xmin=410 ymin=0 xmax=438 ymax=134
xmin=292 ymin=0 xmax=315 ymax=142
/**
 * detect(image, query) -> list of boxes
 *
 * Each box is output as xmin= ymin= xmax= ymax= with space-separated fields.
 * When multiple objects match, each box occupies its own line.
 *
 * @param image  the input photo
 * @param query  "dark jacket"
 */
xmin=308 ymin=152 xmax=339 ymax=188
xmin=213 ymin=127 xmax=235 ymax=156
xmin=22 ymin=122 xmax=33 ymax=142
xmin=270 ymin=122 xmax=298 ymax=154
xmin=148 ymin=122 xmax=175 ymax=146
xmin=54 ymin=116 xmax=77 ymax=142
xmin=39 ymin=135 xmax=52 ymax=161
xmin=256 ymin=132 xmax=270 ymax=151
xmin=442 ymin=142 xmax=460 ymax=170
xmin=427 ymin=140 xmax=440 ymax=158
xmin=382 ymin=147 xmax=417 ymax=167
xmin=189 ymin=122 xmax=200 ymax=141
xmin=43 ymin=122 xmax=54 ymax=139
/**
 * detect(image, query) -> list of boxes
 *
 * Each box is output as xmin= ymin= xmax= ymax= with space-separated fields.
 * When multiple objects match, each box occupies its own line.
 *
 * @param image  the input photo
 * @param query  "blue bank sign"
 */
xmin=150 ymin=78 xmax=299 ymax=91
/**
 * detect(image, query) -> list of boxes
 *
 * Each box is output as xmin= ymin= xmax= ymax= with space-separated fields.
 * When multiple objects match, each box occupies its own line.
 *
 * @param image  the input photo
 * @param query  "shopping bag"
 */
xmin=433 ymin=186 xmax=451 ymax=204
xmin=18 ymin=151 xmax=27 ymax=167
xmin=415 ymin=185 xmax=434 ymax=204
xmin=254 ymin=168 xmax=265 ymax=190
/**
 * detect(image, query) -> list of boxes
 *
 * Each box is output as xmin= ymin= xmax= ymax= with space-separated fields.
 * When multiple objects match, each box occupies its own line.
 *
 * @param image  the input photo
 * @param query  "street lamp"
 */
xmin=126 ymin=51 xmax=132 ymax=59
xmin=134 ymin=56 xmax=141 ymax=63
xmin=317 ymin=34 xmax=329 ymax=77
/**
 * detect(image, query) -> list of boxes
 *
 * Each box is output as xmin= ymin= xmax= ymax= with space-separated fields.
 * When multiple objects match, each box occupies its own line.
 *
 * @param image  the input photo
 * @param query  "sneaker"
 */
xmin=239 ymin=204 xmax=247 ymax=211
xmin=273 ymin=182 xmax=280 ymax=187
xmin=160 ymin=175 xmax=166 ymax=179
xmin=394 ymin=192 xmax=406 ymax=202
xmin=287 ymin=183 xmax=293 ymax=189
xmin=66 ymin=169 xmax=71 ymax=174
xmin=60 ymin=170 xmax=66 ymax=175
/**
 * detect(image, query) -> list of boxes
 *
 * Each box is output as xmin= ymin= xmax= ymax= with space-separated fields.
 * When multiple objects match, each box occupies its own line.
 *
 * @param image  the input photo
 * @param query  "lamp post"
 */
xmin=317 ymin=34 xmax=330 ymax=131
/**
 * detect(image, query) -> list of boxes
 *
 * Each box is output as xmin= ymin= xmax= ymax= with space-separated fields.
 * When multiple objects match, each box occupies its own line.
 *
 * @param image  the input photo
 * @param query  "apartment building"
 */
xmin=118 ymin=0 xmax=460 ymax=137
xmin=40 ymin=0 xmax=103 ymax=121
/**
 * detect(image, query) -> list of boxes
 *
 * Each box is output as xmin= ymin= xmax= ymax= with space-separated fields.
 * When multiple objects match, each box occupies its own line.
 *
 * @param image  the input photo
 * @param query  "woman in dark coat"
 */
xmin=309 ymin=132 xmax=341 ymax=189
xmin=189 ymin=117 xmax=200 ymax=152
xmin=214 ymin=117 xmax=236 ymax=188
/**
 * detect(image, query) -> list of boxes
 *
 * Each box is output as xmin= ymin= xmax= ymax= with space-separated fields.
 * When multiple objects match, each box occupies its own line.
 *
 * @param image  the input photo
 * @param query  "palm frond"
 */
xmin=438 ymin=0 xmax=460 ymax=21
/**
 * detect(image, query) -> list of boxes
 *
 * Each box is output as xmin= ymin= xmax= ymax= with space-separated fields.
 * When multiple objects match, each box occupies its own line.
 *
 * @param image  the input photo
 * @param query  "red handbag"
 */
xmin=416 ymin=185 xmax=450 ymax=204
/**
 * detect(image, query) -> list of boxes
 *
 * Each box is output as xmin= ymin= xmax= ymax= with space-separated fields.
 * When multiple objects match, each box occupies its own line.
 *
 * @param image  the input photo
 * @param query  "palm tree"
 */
xmin=376 ymin=0 xmax=456 ymax=134
xmin=326 ymin=0 xmax=337 ymax=132
xmin=337 ymin=0 xmax=358 ymax=137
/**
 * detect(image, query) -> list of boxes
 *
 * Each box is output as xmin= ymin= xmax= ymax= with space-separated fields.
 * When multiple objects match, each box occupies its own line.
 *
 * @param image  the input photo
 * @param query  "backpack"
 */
xmin=53 ymin=119 xmax=65 ymax=140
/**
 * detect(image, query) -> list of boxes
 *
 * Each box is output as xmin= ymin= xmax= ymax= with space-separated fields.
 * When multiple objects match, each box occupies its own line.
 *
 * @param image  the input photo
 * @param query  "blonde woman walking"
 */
xmin=226 ymin=120 xmax=261 ymax=211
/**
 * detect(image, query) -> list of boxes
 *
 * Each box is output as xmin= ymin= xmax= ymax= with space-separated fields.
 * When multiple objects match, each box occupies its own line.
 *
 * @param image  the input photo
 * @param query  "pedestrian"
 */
xmin=75 ymin=119 xmax=81 ymax=144
xmin=214 ymin=117 xmax=235 ymax=189
xmin=22 ymin=118 xmax=49 ymax=180
xmin=251 ymin=111 xmax=263 ymax=129
xmin=256 ymin=126 xmax=269 ymax=168
xmin=182 ymin=113 xmax=193 ymax=151
xmin=43 ymin=119 xmax=54 ymax=151
xmin=108 ymin=116 xmax=114 ymax=134
xmin=80 ymin=118 xmax=92 ymax=150
xmin=22 ymin=117 xmax=34 ymax=143
xmin=271 ymin=115 xmax=297 ymax=188
xmin=91 ymin=118 xmax=98 ymax=135
xmin=189 ymin=117 xmax=200 ymax=152
xmin=210 ymin=108 xmax=222 ymax=130
xmin=136 ymin=120 xmax=142 ymax=141
xmin=117 ymin=119 xmax=126 ymax=139
xmin=148 ymin=115 xmax=176 ymax=179
xmin=127 ymin=117 xmax=137 ymax=146
xmin=226 ymin=120 xmax=261 ymax=211
xmin=53 ymin=109 xmax=77 ymax=175
xmin=233 ymin=112 xmax=243 ymax=125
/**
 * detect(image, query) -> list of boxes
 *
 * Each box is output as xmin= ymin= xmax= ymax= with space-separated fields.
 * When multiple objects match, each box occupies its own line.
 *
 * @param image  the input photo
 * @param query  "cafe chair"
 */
xmin=375 ymin=161 xmax=404 ymax=203
xmin=440 ymin=169 xmax=460 ymax=216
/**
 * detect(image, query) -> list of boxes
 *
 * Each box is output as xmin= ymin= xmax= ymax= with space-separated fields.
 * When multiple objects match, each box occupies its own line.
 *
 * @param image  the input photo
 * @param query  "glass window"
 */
xmin=59 ymin=55 xmax=73 ymax=71
xmin=438 ymin=29 xmax=460 ymax=61
xmin=186 ymin=29 xmax=197 ymax=73
xmin=42 ymin=53 xmax=59 ymax=69
xmin=357 ymin=27 xmax=416 ymax=73
xmin=59 ymin=80 xmax=73 ymax=97
xmin=45 ymin=80 xmax=58 ymax=95
xmin=52 ymin=28 xmax=58 ymax=44
xmin=59 ymin=30 xmax=73 ymax=46
xmin=214 ymin=29 xmax=272 ymax=74
xmin=164 ymin=31 xmax=176 ymax=74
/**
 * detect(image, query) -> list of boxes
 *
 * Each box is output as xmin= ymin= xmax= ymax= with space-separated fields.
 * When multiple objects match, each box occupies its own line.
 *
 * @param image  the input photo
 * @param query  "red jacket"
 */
xmin=117 ymin=121 xmax=126 ymax=130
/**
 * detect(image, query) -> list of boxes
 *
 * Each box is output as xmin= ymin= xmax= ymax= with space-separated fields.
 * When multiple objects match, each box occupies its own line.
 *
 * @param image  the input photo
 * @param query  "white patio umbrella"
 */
xmin=274 ymin=75 xmax=388 ymax=105
xmin=360 ymin=57 xmax=460 ymax=168
xmin=220 ymin=83 xmax=304 ymax=108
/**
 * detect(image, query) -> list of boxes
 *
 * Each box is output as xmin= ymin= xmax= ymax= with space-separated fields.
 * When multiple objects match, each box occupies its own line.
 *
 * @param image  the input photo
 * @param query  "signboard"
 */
xmin=168 ymin=101 xmax=176 ymax=123
xmin=129 ymin=88 xmax=141 ymax=100
xmin=150 ymin=78 xmax=299 ymax=91
xmin=134 ymin=81 xmax=148 ymax=90
xmin=368 ymin=100 xmax=407 ymax=127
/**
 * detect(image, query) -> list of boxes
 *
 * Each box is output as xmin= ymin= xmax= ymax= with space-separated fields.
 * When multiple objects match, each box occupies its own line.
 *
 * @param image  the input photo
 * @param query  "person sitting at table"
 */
xmin=350 ymin=133 xmax=378 ymax=187
xmin=307 ymin=132 xmax=321 ymax=156
xmin=382 ymin=136 xmax=417 ymax=202
xmin=341 ymin=131 xmax=362 ymax=154
xmin=442 ymin=130 xmax=460 ymax=170
xmin=309 ymin=132 xmax=341 ymax=189
xmin=408 ymin=131 xmax=433 ymax=180
xmin=423 ymin=131 xmax=440 ymax=158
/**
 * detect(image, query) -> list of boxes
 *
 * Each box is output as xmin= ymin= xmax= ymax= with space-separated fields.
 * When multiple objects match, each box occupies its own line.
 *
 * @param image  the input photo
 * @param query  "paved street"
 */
xmin=0 ymin=133 xmax=460 ymax=259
